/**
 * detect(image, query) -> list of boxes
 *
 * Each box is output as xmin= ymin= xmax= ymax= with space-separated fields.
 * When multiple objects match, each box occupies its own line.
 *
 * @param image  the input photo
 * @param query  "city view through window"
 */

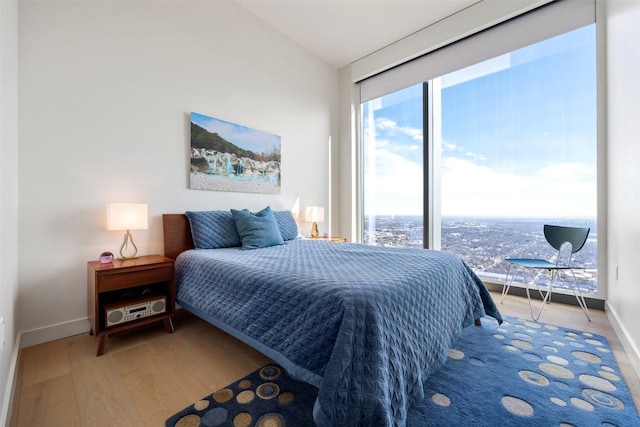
xmin=363 ymin=216 xmax=597 ymax=293
xmin=362 ymin=25 xmax=597 ymax=293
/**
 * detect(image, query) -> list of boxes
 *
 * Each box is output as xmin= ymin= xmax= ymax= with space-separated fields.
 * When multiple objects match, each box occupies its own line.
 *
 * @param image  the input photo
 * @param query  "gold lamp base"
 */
xmin=117 ymin=230 xmax=139 ymax=260
xmin=310 ymin=222 xmax=320 ymax=238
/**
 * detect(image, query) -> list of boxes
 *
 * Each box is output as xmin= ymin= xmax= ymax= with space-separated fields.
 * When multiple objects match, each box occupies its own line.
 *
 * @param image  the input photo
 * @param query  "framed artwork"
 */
xmin=190 ymin=112 xmax=281 ymax=194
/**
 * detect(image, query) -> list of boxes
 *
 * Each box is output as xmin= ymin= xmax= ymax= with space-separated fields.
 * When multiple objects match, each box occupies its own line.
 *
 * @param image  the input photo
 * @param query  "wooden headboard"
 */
xmin=162 ymin=214 xmax=195 ymax=260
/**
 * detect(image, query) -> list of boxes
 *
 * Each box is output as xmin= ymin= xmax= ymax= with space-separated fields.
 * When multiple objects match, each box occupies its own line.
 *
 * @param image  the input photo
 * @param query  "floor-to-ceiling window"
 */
xmin=362 ymin=84 xmax=424 ymax=247
xmin=360 ymin=16 xmax=598 ymax=293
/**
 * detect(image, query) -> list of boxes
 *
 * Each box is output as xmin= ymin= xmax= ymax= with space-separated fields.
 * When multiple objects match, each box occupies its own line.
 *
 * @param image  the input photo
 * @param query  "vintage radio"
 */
xmin=104 ymin=295 xmax=166 ymax=327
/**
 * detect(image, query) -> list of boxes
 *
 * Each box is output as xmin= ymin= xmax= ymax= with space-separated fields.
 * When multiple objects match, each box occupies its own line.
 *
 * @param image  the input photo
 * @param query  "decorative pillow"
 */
xmin=273 ymin=210 xmax=300 ymax=241
xmin=185 ymin=210 xmax=242 ymax=249
xmin=231 ymin=206 xmax=285 ymax=250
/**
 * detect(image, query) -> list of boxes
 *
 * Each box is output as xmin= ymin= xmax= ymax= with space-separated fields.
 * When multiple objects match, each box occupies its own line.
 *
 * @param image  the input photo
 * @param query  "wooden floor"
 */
xmin=9 ymin=291 xmax=640 ymax=426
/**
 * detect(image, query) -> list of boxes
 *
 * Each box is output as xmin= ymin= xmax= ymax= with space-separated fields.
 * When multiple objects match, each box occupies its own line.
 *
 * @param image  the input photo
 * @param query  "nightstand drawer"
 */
xmin=98 ymin=264 xmax=173 ymax=292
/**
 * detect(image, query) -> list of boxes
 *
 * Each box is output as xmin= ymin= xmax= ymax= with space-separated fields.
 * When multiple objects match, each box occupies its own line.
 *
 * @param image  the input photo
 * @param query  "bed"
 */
xmin=163 ymin=211 xmax=502 ymax=427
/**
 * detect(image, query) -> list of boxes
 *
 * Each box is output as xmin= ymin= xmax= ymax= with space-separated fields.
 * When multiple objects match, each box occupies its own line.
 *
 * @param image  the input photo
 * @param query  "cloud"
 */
xmin=376 ymin=118 xmax=396 ymax=130
xmin=441 ymin=157 xmax=596 ymax=217
xmin=537 ymin=162 xmax=595 ymax=182
xmin=442 ymin=138 xmax=487 ymax=161
xmin=375 ymin=117 xmax=422 ymax=141
xmin=366 ymin=121 xmax=596 ymax=218
xmin=364 ymin=147 xmax=423 ymax=216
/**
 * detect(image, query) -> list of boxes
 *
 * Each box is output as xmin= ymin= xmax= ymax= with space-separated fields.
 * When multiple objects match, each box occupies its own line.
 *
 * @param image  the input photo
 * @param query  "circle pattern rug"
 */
xmin=165 ymin=364 xmax=317 ymax=427
xmin=407 ymin=316 xmax=640 ymax=426
xmin=166 ymin=316 xmax=640 ymax=426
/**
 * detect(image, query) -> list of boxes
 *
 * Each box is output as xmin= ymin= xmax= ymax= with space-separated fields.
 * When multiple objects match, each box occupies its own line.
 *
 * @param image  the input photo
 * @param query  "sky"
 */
xmin=191 ymin=112 xmax=281 ymax=155
xmin=363 ymin=24 xmax=597 ymax=219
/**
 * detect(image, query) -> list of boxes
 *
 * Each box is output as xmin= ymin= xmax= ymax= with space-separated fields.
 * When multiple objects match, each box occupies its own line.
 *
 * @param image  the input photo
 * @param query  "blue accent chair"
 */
xmin=501 ymin=224 xmax=591 ymax=321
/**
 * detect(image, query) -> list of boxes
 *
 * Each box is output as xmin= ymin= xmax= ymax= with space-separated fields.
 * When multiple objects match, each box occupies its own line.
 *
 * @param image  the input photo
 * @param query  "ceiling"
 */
xmin=233 ymin=0 xmax=480 ymax=69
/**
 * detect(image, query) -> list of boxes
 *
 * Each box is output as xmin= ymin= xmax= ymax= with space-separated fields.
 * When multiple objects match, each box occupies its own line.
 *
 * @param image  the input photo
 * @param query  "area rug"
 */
xmin=166 ymin=316 xmax=640 ymax=426
xmin=166 ymin=363 xmax=317 ymax=427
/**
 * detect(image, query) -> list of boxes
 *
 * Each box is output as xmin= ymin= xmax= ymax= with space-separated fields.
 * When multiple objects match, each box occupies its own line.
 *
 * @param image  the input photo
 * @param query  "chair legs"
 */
xmin=502 ymin=264 xmax=549 ymax=321
xmin=501 ymin=266 xmax=591 ymax=322
xmin=501 ymin=264 xmax=546 ymax=305
xmin=524 ymin=268 xmax=552 ymax=321
xmin=567 ymin=269 xmax=592 ymax=321
xmin=500 ymin=264 xmax=513 ymax=304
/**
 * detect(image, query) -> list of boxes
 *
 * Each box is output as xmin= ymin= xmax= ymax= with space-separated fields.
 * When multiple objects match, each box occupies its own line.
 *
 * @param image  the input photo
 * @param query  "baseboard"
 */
xmin=484 ymin=281 xmax=605 ymax=310
xmin=19 ymin=317 xmax=89 ymax=349
xmin=605 ymin=302 xmax=640 ymax=381
xmin=1 ymin=333 xmax=21 ymax=427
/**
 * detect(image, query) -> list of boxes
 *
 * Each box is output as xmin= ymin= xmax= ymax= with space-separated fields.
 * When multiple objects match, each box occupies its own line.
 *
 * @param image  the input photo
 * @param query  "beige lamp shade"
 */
xmin=304 ymin=206 xmax=325 ymax=223
xmin=107 ymin=203 xmax=148 ymax=231
xmin=107 ymin=203 xmax=148 ymax=260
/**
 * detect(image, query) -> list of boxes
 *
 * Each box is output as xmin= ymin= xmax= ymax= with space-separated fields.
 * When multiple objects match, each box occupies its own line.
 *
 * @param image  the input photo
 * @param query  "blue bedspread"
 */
xmin=175 ymin=239 xmax=502 ymax=426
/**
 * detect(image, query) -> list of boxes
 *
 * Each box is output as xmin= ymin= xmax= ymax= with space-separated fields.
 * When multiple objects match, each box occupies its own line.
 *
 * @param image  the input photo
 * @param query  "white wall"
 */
xmin=17 ymin=0 xmax=338 ymax=345
xmin=605 ymin=0 xmax=640 ymax=376
xmin=0 ymin=0 xmax=19 ymax=423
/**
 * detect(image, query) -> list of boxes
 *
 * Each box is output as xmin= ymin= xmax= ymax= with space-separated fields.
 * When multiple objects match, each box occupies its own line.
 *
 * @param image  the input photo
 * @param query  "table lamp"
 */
xmin=107 ymin=203 xmax=148 ymax=260
xmin=305 ymin=206 xmax=325 ymax=238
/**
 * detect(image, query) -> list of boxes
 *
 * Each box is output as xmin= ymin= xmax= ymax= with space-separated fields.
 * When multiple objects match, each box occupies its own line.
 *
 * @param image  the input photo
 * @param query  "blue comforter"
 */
xmin=175 ymin=239 xmax=502 ymax=426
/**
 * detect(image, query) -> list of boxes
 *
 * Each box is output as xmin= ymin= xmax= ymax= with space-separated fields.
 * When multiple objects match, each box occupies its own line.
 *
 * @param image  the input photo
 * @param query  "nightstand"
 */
xmin=310 ymin=236 xmax=347 ymax=242
xmin=87 ymin=254 xmax=175 ymax=356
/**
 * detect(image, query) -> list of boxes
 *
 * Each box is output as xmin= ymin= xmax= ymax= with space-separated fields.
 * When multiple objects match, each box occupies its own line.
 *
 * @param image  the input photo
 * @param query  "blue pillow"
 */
xmin=185 ymin=211 xmax=242 ymax=249
xmin=231 ymin=206 xmax=284 ymax=250
xmin=273 ymin=210 xmax=299 ymax=241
